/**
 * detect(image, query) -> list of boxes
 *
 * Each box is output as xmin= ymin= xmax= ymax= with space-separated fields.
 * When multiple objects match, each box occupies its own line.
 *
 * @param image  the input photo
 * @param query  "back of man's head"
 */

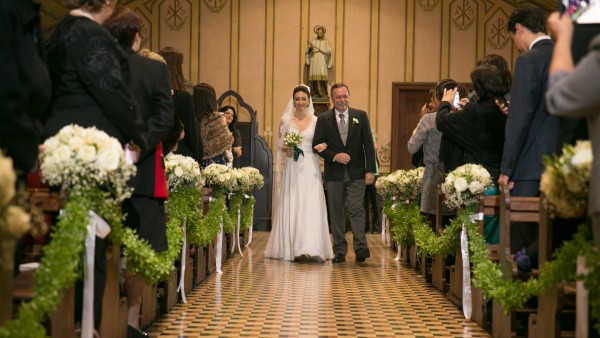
xmin=103 ymin=5 xmax=141 ymax=48
xmin=507 ymin=4 xmax=547 ymax=34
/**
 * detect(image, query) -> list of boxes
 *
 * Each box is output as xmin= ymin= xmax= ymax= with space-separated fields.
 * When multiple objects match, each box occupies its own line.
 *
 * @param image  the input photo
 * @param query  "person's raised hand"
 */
xmin=441 ymin=87 xmax=457 ymax=104
xmin=547 ymin=12 xmax=574 ymax=43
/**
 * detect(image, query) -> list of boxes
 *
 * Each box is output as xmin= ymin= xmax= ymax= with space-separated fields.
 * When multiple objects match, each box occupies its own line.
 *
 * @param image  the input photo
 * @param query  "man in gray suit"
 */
xmin=498 ymin=4 xmax=559 ymax=270
xmin=546 ymin=12 xmax=600 ymax=253
xmin=313 ymin=83 xmax=377 ymax=263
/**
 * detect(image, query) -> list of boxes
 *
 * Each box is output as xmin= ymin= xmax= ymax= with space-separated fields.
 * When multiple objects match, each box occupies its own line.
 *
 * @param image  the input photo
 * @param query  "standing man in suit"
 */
xmin=104 ymin=7 xmax=173 ymax=337
xmin=498 ymin=4 xmax=559 ymax=271
xmin=313 ymin=83 xmax=377 ymax=263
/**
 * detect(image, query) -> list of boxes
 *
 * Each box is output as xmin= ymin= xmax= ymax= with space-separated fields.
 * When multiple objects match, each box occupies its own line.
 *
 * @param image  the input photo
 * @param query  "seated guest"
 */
xmin=219 ymin=105 xmax=243 ymax=166
xmin=43 ymin=0 xmax=146 ymax=331
xmin=194 ymin=83 xmax=233 ymax=168
xmin=103 ymin=7 xmax=173 ymax=337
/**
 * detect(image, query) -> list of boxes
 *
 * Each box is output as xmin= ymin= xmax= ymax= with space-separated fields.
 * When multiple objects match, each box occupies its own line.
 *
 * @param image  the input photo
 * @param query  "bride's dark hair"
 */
xmin=293 ymin=85 xmax=311 ymax=99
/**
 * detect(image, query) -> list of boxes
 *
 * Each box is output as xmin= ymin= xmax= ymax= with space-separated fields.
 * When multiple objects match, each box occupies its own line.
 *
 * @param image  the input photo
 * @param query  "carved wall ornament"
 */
xmin=379 ymin=142 xmax=391 ymax=165
xmin=451 ymin=0 xmax=476 ymax=30
xmin=486 ymin=9 xmax=511 ymax=50
xmin=164 ymin=0 xmax=188 ymax=31
xmin=417 ymin=0 xmax=441 ymax=12
xmin=203 ymin=0 xmax=227 ymax=13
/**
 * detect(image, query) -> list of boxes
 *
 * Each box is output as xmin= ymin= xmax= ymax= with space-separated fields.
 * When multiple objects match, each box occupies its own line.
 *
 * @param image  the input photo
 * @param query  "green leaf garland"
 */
xmin=240 ymin=195 xmax=255 ymax=232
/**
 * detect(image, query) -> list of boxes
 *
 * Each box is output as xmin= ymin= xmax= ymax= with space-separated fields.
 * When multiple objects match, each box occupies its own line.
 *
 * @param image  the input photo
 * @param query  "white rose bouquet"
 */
xmin=202 ymin=163 xmax=237 ymax=192
xmin=39 ymin=125 xmax=136 ymax=201
xmin=238 ymin=167 xmax=265 ymax=193
xmin=164 ymin=154 xmax=204 ymax=192
xmin=442 ymin=164 xmax=492 ymax=210
xmin=377 ymin=168 xmax=424 ymax=202
xmin=0 ymin=153 xmax=31 ymax=238
xmin=541 ymin=140 xmax=592 ymax=218
xmin=283 ymin=131 xmax=304 ymax=161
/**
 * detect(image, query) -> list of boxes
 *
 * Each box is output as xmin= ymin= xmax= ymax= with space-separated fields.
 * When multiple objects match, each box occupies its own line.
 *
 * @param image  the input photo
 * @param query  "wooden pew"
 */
xmin=471 ymin=194 xmax=501 ymax=329
xmin=492 ymin=187 xmax=540 ymax=338
xmin=536 ymin=193 xmax=577 ymax=338
xmin=99 ymin=243 xmax=127 ymax=338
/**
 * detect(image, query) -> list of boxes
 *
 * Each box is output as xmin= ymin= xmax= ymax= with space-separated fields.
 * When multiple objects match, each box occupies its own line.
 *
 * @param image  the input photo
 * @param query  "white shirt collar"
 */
xmin=529 ymin=35 xmax=551 ymax=50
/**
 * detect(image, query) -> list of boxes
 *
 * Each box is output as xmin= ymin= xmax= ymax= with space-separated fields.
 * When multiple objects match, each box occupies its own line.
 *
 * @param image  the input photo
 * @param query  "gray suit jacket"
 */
xmin=546 ymin=35 xmax=600 ymax=215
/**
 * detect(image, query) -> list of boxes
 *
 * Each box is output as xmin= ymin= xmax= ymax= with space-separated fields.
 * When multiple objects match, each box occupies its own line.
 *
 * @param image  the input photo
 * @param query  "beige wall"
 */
xmin=41 ymin=0 xmax=522 ymax=173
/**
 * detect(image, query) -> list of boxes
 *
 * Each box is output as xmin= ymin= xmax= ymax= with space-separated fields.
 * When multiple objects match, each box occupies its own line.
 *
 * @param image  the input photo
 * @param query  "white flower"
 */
xmin=453 ymin=177 xmax=468 ymax=193
xmin=174 ymin=167 xmax=184 ymax=177
xmin=468 ymin=180 xmax=483 ymax=194
xmin=68 ymin=136 xmax=84 ymax=150
xmin=0 ymin=155 xmax=16 ymax=207
xmin=97 ymin=150 xmax=120 ymax=171
xmin=352 ymin=118 xmax=359 ymax=125
xmin=53 ymin=145 xmax=72 ymax=163
xmin=571 ymin=148 xmax=592 ymax=170
xmin=77 ymin=145 xmax=97 ymax=163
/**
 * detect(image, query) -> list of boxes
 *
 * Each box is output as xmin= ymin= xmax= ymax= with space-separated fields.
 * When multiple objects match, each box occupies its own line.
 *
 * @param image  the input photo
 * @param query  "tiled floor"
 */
xmin=147 ymin=232 xmax=490 ymax=337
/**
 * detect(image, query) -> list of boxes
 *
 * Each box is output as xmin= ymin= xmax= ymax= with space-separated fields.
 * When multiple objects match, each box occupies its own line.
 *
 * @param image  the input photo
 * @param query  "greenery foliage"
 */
xmin=240 ymin=196 xmax=256 ymax=232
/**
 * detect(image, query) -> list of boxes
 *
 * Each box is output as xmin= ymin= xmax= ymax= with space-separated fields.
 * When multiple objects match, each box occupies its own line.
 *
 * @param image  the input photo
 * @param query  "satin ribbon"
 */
xmin=244 ymin=194 xmax=253 ymax=247
xmin=229 ymin=194 xmax=245 ymax=257
xmin=176 ymin=218 xmax=187 ymax=303
xmin=83 ymin=210 xmax=111 ymax=338
xmin=461 ymin=222 xmax=472 ymax=320
xmin=215 ymin=218 xmax=223 ymax=274
xmin=293 ymin=146 xmax=304 ymax=161
xmin=393 ymin=204 xmax=401 ymax=260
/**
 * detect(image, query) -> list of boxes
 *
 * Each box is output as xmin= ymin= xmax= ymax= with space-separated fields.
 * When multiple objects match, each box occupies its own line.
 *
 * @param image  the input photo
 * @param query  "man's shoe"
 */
xmin=371 ymin=230 xmax=381 ymax=234
xmin=355 ymin=248 xmax=371 ymax=262
xmin=332 ymin=253 xmax=345 ymax=263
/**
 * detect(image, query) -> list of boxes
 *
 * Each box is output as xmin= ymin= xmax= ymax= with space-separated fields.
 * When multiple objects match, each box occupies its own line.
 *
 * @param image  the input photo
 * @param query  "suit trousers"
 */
xmin=326 ymin=171 xmax=368 ymax=256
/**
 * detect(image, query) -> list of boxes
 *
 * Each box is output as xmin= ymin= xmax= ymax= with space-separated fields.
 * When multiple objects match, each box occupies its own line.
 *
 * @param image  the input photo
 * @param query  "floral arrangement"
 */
xmin=376 ymin=168 xmax=423 ymax=202
xmin=39 ymin=124 xmax=136 ymax=201
xmin=238 ymin=167 xmax=265 ymax=193
xmin=283 ymin=131 xmax=304 ymax=161
xmin=0 ymin=153 xmax=30 ymax=238
xmin=540 ymin=140 xmax=592 ymax=218
xmin=165 ymin=153 xmax=204 ymax=191
xmin=442 ymin=164 xmax=492 ymax=210
xmin=203 ymin=163 xmax=237 ymax=192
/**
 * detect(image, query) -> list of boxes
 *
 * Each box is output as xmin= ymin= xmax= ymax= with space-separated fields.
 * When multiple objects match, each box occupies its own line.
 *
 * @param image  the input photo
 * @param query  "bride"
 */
xmin=264 ymin=84 xmax=334 ymax=262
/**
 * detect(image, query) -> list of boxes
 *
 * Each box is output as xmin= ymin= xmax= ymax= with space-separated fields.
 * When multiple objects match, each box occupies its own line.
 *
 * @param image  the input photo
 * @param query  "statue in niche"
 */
xmin=305 ymin=25 xmax=333 ymax=98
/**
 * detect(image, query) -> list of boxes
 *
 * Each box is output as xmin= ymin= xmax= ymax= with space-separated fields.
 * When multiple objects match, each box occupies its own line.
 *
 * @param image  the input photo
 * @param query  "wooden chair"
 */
xmin=492 ymin=187 xmax=540 ymax=338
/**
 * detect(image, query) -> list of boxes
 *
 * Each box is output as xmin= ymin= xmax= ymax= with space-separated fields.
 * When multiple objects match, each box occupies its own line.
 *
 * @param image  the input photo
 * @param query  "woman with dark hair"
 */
xmin=42 ymin=0 xmax=146 ymax=332
xmin=264 ymin=84 xmax=333 ymax=262
xmin=194 ymin=83 xmax=233 ymax=168
xmin=219 ymin=105 xmax=243 ymax=163
xmin=436 ymin=66 xmax=508 ymax=182
xmin=158 ymin=46 xmax=203 ymax=161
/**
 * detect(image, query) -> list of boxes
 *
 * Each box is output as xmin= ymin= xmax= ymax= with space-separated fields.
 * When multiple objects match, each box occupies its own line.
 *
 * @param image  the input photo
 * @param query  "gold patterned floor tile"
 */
xmin=147 ymin=232 xmax=490 ymax=337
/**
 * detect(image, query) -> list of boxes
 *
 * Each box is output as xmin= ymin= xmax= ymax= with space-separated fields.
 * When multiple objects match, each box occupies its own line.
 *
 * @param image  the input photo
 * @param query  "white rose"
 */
xmin=43 ymin=137 xmax=59 ymax=151
xmin=0 ymin=156 xmax=16 ymax=207
xmin=571 ymin=148 xmax=592 ymax=170
xmin=468 ymin=180 xmax=483 ymax=194
xmin=454 ymin=177 xmax=468 ymax=193
xmin=97 ymin=150 xmax=120 ymax=171
xmin=174 ymin=166 xmax=184 ymax=177
xmin=53 ymin=145 xmax=73 ymax=163
xmin=77 ymin=145 xmax=97 ymax=163
xmin=68 ymin=136 xmax=84 ymax=150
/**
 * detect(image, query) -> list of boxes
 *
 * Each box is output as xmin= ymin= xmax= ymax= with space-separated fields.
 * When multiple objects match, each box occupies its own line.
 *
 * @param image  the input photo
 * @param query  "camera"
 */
xmin=453 ymin=92 xmax=460 ymax=108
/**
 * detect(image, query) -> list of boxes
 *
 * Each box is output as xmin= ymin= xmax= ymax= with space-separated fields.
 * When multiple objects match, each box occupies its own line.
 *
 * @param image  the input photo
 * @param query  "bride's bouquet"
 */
xmin=442 ymin=164 xmax=492 ymax=210
xmin=164 ymin=154 xmax=204 ymax=192
xmin=283 ymin=132 xmax=304 ymax=161
xmin=39 ymin=124 xmax=136 ymax=201
xmin=541 ymin=140 xmax=592 ymax=218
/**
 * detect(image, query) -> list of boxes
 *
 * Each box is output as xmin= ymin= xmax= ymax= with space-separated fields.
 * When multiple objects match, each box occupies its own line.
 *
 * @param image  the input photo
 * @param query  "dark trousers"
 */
xmin=326 ymin=174 xmax=368 ymax=256
xmin=364 ymin=183 xmax=380 ymax=232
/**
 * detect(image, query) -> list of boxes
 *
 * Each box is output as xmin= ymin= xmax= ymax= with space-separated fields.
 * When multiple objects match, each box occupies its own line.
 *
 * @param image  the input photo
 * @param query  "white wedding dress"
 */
xmin=264 ymin=116 xmax=334 ymax=261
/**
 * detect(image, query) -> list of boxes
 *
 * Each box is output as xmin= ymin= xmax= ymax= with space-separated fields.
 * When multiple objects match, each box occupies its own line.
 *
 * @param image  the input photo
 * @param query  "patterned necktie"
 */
xmin=339 ymin=113 xmax=347 ymax=144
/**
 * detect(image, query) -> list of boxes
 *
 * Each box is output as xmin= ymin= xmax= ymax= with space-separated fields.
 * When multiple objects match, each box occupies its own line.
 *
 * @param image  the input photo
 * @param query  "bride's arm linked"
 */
xmin=312 ymin=117 xmax=336 ymax=161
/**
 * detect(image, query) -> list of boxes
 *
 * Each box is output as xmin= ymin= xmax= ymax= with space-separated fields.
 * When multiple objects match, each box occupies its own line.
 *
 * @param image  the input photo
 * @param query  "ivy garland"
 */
xmin=240 ymin=196 xmax=256 ymax=232
xmin=227 ymin=193 xmax=244 ymax=234
xmin=412 ymin=212 xmax=463 ymax=257
xmin=0 ymin=190 xmax=114 ymax=338
xmin=190 ymin=188 xmax=226 ymax=247
xmin=383 ymin=200 xmax=415 ymax=247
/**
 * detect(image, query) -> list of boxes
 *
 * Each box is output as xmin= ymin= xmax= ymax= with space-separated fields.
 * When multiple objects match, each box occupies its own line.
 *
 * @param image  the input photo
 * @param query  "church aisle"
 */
xmin=147 ymin=232 xmax=490 ymax=337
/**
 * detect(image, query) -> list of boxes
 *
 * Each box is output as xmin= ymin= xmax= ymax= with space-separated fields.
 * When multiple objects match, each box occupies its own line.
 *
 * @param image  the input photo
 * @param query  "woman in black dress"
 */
xmin=219 ymin=105 xmax=242 ymax=166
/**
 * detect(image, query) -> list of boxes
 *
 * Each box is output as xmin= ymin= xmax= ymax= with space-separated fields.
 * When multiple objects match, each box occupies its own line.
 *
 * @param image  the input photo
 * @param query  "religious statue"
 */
xmin=305 ymin=25 xmax=333 ymax=98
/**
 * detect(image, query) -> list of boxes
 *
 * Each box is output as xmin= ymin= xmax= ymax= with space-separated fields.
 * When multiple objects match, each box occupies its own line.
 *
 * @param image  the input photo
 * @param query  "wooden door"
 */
xmin=391 ymin=82 xmax=436 ymax=171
